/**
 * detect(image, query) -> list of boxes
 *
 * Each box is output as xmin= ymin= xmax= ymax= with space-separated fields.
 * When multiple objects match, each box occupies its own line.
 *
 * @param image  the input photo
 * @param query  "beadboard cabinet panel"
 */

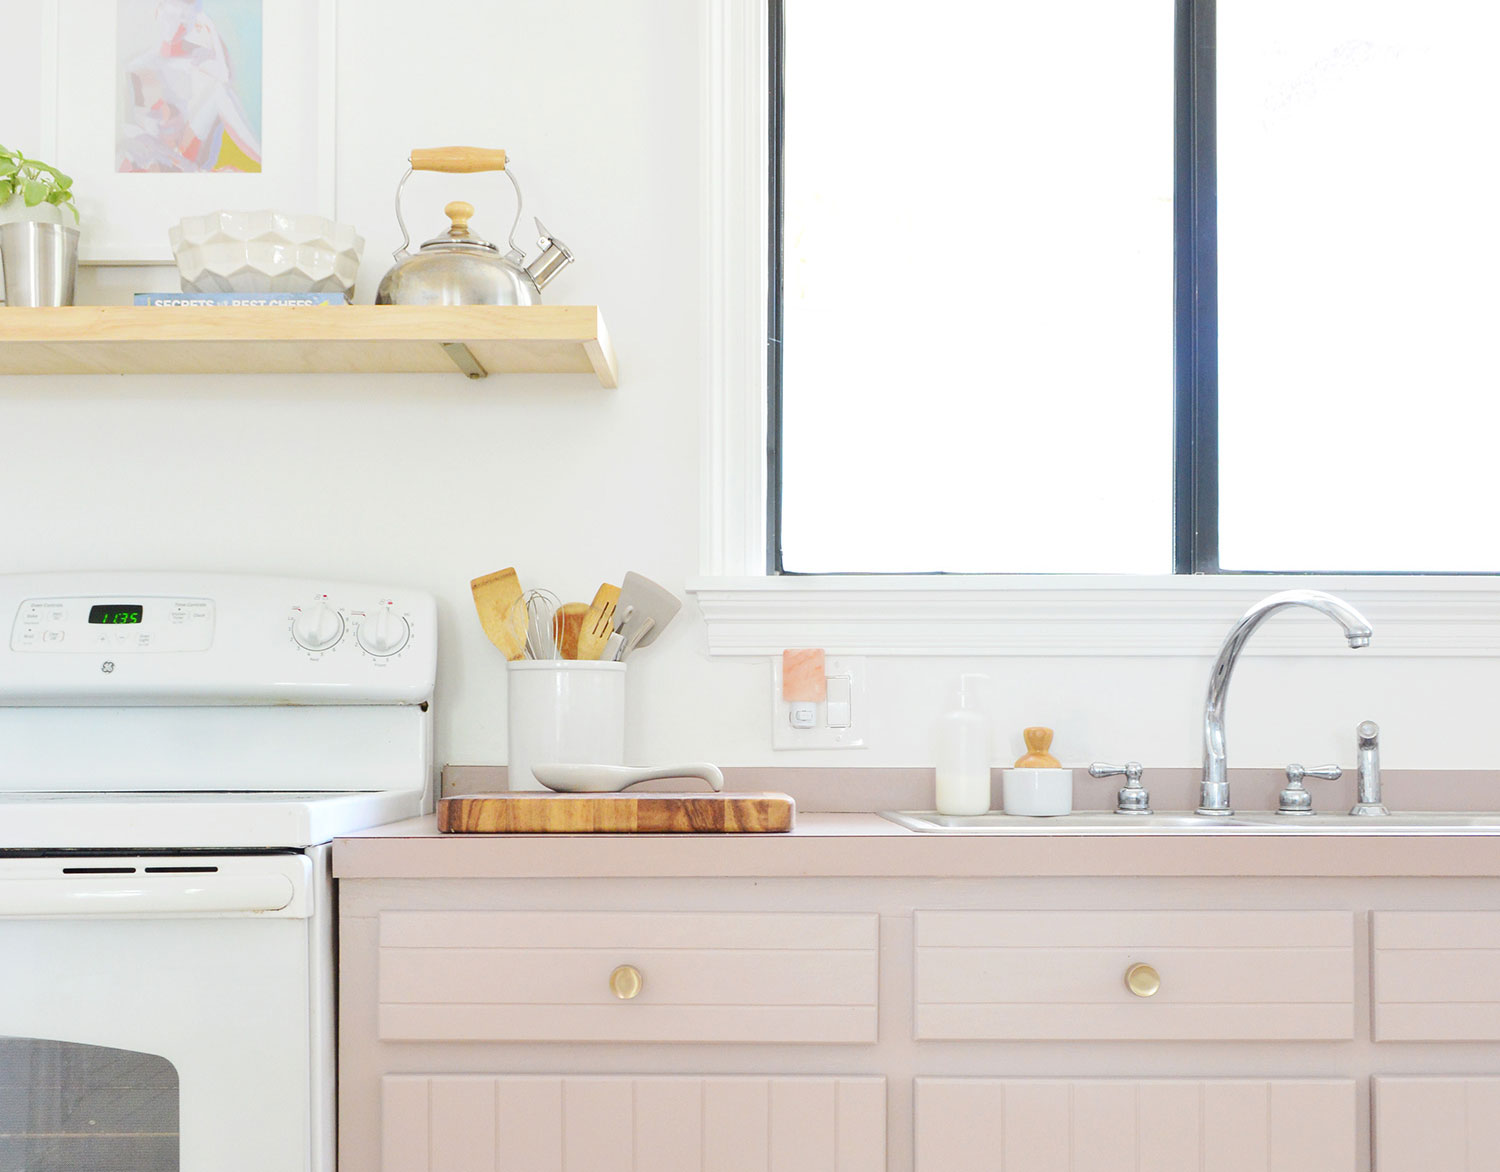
xmin=379 ymin=1075 xmax=886 ymax=1172
xmin=1374 ymin=1078 xmax=1500 ymax=1171
xmin=377 ymin=910 xmax=879 ymax=1044
xmin=1372 ymin=912 xmax=1500 ymax=1041
xmin=914 ymin=1078 xmax=1356 ymax=1172
xmin=914 ymin=910 xmax=1355 ymax=1041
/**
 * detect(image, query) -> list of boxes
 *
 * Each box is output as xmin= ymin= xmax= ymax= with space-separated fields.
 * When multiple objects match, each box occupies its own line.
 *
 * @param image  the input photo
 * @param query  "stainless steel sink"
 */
xmin=881 ymin=811 xmax=1233 ymax=835
xmin=1227 ymin=811 xmax=1500 ymax=834
xmin=881 ymin=810 xmax=1500 ymax=835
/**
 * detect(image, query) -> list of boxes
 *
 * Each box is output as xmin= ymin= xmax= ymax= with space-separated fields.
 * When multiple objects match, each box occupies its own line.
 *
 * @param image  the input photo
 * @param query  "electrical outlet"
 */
xmin=771 ymin=655 xmax=867 ymax=749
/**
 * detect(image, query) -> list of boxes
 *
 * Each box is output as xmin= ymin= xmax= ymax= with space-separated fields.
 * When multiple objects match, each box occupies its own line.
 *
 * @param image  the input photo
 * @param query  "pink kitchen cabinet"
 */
xmin=1374 ymin=1078 xmax=1500 ymax=1171
xmin=1372 ymin=912 xmax=1500 ymax=1041
xmin=914 ymin=909 xmax=1356 ymax=1041
xmin=381 ymin=1074 xmax=886 ymax=1172
xmin=335 ymin=829 xmax=1500 ymax=1172
xmin=375 ymin=909 xmax=879 ymax=1044
xmin=914 ymin=1078 xmax=1356 ymax=1172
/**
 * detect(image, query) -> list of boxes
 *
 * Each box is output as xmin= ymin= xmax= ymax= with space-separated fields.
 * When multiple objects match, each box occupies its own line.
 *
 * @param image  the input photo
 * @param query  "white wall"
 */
xmin=1 ymin=1 xmax=1494 ymax=779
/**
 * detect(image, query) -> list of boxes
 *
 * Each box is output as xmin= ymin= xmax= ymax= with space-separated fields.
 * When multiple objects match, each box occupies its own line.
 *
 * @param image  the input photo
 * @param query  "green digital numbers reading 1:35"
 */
xmin=87 ymin=604 xmax=144 ymax=625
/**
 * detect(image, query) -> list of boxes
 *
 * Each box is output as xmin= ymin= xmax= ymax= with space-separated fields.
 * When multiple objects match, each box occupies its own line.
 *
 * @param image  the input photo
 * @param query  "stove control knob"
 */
xmin=291 ymin=597 xmax=344 ymax=652
xmin=357 ymin=604 xmax=410 ymax=658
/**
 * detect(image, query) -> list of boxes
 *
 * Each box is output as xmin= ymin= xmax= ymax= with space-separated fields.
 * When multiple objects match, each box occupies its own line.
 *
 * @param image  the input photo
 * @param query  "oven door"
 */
xmin=0 ymin=852 xmax=322 ymax=1172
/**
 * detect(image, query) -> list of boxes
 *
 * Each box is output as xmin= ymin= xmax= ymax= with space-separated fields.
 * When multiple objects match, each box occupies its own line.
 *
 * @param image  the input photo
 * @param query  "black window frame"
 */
xmin=766 ymin=0 xmax=1251 ymax=576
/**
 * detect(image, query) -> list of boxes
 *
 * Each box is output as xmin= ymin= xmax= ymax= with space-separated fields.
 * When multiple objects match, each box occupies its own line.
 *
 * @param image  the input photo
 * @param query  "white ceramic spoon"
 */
xmin=531 ymin=762 xmax=725 ymax=793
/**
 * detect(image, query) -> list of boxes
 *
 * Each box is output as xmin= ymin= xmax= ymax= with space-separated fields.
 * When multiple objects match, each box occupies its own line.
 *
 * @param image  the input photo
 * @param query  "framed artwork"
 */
xmin=41 ymin=0 xmax=335 ymax=264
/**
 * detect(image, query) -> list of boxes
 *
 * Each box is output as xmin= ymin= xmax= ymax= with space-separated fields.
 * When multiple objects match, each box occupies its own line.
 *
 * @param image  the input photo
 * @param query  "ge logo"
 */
xmin=101 ymin=661 xmax=115 ymax=673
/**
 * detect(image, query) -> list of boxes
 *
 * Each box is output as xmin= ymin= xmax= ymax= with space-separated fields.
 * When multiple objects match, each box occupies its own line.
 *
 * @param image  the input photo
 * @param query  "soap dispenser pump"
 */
xmin=1002 ymin=726 xmax=1074 ymax=816
xmin=934 ymin=674 xmax=993 ymax=816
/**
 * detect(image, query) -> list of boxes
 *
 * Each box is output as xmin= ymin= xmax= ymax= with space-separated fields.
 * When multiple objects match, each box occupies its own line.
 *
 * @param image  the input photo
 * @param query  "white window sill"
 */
xmin=686 ymin=574 xmax=1500 ymax=657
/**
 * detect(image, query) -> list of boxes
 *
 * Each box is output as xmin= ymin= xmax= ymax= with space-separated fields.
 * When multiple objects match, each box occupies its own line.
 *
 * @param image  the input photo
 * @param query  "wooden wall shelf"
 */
xmin=0 ymin=304 xmax=617 ymax=386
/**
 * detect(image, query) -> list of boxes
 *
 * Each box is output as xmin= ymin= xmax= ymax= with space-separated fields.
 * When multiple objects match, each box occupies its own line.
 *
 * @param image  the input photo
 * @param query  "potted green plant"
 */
xmin=0 ymin=144 xmax=79 ymax=226
xmin=0 ymin=144 xmax=80 ymax=306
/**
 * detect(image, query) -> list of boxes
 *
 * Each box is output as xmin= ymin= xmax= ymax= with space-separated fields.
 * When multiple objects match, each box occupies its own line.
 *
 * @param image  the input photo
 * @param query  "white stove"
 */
xmin=0 ymin=571 xmax=437 ymax=1172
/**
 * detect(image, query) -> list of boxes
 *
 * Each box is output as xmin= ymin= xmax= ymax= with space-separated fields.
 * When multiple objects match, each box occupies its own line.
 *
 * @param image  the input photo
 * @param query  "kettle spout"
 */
xmin=524 ymin=218 xmax=575 ymax=291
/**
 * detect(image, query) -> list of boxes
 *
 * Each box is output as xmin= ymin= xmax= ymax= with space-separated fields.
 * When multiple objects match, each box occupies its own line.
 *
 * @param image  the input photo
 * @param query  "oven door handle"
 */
xmin=0 ymin=874 xmax=297 ymax=917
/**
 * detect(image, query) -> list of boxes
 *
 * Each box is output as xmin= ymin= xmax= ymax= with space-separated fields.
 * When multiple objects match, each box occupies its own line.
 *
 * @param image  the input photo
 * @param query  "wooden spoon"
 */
xmin=554 ymin=602 xmax=590 ymax=659
xmin=470 ymin=568 xmax=527 ymax=660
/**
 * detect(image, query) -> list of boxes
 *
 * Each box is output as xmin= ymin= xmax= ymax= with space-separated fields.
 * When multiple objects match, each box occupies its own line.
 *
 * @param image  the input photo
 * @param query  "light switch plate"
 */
xmin=771 ymin=655 xmax=867 ymax=749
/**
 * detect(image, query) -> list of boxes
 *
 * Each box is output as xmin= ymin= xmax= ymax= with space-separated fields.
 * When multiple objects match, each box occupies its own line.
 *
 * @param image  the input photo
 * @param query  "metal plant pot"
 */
xmin=0 ymin=221 xmax=79 ymax=306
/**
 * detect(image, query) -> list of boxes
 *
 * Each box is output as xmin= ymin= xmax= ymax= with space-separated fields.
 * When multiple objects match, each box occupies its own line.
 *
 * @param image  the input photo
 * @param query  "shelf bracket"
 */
xmin=441 ymin=342 xmax=488 ymax=380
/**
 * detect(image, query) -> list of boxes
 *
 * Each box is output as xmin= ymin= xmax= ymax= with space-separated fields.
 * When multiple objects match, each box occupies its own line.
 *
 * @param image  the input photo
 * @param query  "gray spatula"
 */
xmin=613 ymin=572 xmax=681 ymax=658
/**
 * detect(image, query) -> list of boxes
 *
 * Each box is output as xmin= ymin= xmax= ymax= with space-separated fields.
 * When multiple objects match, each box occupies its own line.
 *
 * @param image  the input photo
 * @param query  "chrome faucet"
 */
xmin=1200 ymin=590 xmax=1372 ymax=816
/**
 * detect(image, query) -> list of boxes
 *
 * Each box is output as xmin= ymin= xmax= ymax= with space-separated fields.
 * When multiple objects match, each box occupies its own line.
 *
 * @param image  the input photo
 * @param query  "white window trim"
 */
xmin=693 ymin=0 xmax=1500 ymax=659
xmin=700 ymin=0 xmax=770 ymax=578
xmin=687 ymin=573 xmax=1500 ymax=657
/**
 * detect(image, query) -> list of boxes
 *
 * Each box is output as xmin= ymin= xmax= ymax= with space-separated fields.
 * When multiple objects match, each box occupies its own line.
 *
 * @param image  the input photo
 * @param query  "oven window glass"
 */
xmin=0 ymin=1037 xmax=178 ymax=1172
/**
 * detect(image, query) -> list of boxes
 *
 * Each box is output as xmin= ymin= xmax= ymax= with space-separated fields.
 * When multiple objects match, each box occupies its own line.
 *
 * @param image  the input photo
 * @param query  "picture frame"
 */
xmin=40 ymin=0 xmax=336 ymax=264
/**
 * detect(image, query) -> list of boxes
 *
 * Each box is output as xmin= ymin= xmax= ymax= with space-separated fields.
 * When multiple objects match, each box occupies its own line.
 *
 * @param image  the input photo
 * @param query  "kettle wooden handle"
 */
xmin=409 ymin=147 xmax=507 ymax=173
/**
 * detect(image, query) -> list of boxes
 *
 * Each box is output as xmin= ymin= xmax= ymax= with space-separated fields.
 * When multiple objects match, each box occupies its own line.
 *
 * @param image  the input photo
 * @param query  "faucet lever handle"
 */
xmin=1088 ymin=761 xmax=1151 ymax=814
xmin=1278 ymin=763 xmax=1342 ymax=815
xmin=1286 ymin=763 xmax=1343 ymax=784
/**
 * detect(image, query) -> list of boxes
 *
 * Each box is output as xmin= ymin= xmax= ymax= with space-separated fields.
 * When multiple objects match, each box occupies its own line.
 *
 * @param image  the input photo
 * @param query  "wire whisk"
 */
xmin=515 ymin=588 xmax=563 ymax=660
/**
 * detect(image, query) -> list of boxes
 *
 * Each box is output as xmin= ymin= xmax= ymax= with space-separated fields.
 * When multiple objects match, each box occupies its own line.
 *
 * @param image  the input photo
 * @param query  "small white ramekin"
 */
xmin=1002 ymin=768 xmax=1074 ymax=816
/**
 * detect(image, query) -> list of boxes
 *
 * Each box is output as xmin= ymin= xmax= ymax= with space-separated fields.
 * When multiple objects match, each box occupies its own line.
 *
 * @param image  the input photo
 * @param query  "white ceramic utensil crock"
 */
xmin=506 ymin=660 xmax=625 ymax=792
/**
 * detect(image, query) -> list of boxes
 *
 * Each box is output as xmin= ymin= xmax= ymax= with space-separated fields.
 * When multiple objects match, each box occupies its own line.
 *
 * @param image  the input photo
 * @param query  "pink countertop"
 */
xmin=333 ymin=811 xmax=1500 ymax=880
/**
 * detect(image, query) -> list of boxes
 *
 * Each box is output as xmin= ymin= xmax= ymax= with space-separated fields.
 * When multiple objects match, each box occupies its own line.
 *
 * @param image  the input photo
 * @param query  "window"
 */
xmin=772 ymin=0 xmax=1500 ymax=575
xmin=0 ymin=1038 xmax=179 ymax=1172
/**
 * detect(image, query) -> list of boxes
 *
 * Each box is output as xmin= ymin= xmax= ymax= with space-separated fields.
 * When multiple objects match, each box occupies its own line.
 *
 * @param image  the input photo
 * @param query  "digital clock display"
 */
xmin=88 ymin=604 xmax=144 ymax=625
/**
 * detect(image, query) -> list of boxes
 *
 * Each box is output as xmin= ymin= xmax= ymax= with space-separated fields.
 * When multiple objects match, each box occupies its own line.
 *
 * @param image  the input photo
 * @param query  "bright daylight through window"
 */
xmin=775 ymin=1 xmax=1498 ymax=574
xmin=1217 ymin=0 xmax=1500 ymax=571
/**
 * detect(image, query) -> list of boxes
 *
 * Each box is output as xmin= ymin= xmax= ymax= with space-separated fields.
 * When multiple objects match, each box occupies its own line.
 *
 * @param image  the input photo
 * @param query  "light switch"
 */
xmin=825 ymin=675 xmax=852 ymax=727
xmin=771 ymin=655 xmax=867 ymax=750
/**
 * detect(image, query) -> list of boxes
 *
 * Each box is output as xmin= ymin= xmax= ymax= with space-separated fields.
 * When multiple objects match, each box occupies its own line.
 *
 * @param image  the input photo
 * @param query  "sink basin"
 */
xmin=1227 ymin=811 xmax=1500 ymax=834
xmin=881 ymin=810 xmax=1500 ymax=835
xmin=882 ymin=811 xmax=1231 ymax=834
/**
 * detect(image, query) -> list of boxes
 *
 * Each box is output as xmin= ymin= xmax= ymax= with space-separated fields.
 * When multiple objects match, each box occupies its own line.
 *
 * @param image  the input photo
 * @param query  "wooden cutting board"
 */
xmin=438 ymin=792 xmax=795 ymax=834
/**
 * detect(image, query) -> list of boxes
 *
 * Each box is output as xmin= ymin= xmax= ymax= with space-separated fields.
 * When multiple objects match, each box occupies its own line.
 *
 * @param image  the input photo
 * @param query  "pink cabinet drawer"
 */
xmin=377 ymin=910 xmax=878 ymax=1044
xmin=1373 ymin=911 xmax=1500 ymax=1040
xmin=383 ymin=1075 xmax=886 ymax=1172
xmin=916 ymin=1078 xmax=1355 ymax=1172
xmin=914 ymin=910 xmax=1355 ymax=1041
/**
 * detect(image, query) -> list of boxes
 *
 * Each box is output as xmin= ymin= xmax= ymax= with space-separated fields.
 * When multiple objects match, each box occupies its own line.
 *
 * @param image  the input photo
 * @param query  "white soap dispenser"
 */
xmin=934 ymin=673 xmax=992 ymax=815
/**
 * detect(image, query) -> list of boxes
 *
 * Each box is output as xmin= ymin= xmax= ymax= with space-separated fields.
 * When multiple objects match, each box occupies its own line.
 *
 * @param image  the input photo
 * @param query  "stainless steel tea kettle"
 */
xmin=374 ymin=146 xmax=575 ymax=306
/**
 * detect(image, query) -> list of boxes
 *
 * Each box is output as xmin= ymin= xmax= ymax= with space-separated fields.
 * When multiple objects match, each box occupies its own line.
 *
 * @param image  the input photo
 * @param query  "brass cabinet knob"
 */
xmin=609 ymin=964 xmax=643 ymax=1000
xmin=1125 ymin=963 xmax=1160 ymax=998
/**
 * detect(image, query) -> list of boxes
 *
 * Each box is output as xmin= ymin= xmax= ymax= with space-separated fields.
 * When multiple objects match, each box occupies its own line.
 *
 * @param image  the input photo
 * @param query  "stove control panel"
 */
xmin=11 ymin=596 xmax=215 ymax=654
xmin=287 ymin=596 xmax=414 ymax=660
xmin=0 ymin=572 xmax=437 ymax=705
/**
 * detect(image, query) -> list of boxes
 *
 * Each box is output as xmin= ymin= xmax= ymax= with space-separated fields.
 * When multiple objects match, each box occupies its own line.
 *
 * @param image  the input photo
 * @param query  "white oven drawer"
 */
xmin=0 ymin=851 xmax=325 ymax=1172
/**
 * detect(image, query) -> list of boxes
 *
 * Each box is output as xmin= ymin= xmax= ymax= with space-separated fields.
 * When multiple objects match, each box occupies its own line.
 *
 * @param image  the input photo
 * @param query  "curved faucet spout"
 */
xmin=1200 ymin=590 xmax=1372 ymax=816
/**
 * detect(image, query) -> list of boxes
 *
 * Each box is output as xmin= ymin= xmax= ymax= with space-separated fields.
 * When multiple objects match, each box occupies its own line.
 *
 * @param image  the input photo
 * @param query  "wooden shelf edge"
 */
xmin=0 ymin=304 xmax=619 ymax=385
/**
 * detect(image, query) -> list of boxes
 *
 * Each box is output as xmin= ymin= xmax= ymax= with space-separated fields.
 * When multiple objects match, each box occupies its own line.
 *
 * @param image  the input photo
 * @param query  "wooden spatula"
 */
xmin=470 ymin=567 xmax=527 ymax=660
xmin=575 ymin=582 xmax=620 ymax=660
xmin=554 ymin=602 xmax=590 ymax=659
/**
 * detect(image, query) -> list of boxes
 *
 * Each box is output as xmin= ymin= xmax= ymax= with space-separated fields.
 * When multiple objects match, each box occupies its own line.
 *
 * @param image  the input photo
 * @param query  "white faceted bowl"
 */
xmin=169 ymin=210 xmax=364 ymax=299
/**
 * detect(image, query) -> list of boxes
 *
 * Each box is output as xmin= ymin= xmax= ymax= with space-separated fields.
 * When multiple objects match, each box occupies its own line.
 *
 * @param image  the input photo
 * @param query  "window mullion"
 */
xmin=1173 ymin=0 xmax=1220 ymax=573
